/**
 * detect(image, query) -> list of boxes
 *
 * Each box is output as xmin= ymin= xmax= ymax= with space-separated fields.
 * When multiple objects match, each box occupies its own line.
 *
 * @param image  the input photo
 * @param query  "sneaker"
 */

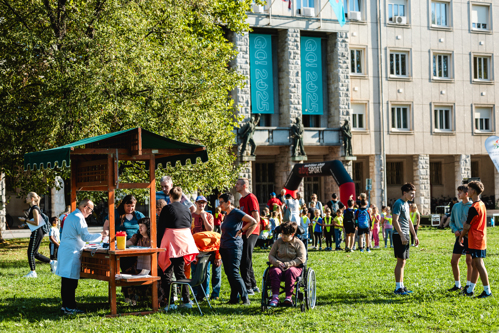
xmin=394 ymin=288 xmax=409 ymax=296
xmin=247 ymin=289 xmax=255 ymax=296
xmin=403 ymin=287 xmax=413 ymax=294
xmin=390 ymin=245 xmax=394 ymax=248
xmin=462 ymin=289 xmax=474 ymax=297
xmin=360 ymin=248 xmax=364 ymax=253
xmin=23 ymin=271 xmax=37 ymax=278
xmin=165 ymin=304 xmax=178 ymax=311
xmin=283 ymin=297 xmax=293 ymax=306
xmin=319 ymin=247 xmax=322 ymax=251
xmin=384 ymin=245 xmax=387 ymax=248
xmin=366 ymin=248 xmax=371 ymax=253
xmin=179 ymin=302 xmax=193 ymax=309
xmin=268 ymin=296 xmax=279 ymax=307
xmin=253 ymin=287 xmax=260 ymax=293
xmin=344 ymin=247 xmax=350 ymax=252
xmin=62 ymin=307 xmax=85 ymax=315
xmin=448 ymin=286 xmax=462 ymax=292
xmin=477 ymin=291 xmax=493 ymax=299
xmin=242 ymin=299 xmax=251 ymax=306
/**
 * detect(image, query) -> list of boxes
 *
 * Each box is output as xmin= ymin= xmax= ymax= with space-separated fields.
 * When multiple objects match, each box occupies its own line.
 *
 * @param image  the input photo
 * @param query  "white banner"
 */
xmin=485 ymin=136 xmax=499 ymax=173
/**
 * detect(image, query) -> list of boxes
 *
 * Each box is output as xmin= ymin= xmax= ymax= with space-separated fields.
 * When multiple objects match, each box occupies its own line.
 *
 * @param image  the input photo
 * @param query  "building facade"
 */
xmin=232 ymin=0 xmax=499 ymax=213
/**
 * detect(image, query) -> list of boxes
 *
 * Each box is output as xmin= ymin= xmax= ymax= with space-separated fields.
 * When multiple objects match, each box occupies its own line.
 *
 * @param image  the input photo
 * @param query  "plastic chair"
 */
xmin=166 ymin=252 xmax=213 ymax=315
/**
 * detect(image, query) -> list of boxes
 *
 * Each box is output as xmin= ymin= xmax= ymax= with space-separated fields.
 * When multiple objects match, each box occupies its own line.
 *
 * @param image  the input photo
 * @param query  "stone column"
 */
xmin=324 ymin=147 xmax=341 ymax=197
xmin=50 ymin=176 xmax=66 ymax=218
xmin=413 ymin=155 xmax=431 ymax=215
xmin=373 ymin=154 xmax=386 ymax=208
xmin=454 ymin=154 xmax=471 ymax=189
xmin=278 ymin=29 xmax=302 ymax=127
xmin=229 ymin=31 xmax=251 ymax=122
xmin=275 ymin=147 xmax=294 ymax=193
xmin=0 ymin=173 xmax=5 ymax=234
xmin=233 ymin=159 xmax=253 ymax=207
xmin=328 ymin=32 xmax=351 ymax=129
xmin=342 ymin=160 xmax=353 ymax=179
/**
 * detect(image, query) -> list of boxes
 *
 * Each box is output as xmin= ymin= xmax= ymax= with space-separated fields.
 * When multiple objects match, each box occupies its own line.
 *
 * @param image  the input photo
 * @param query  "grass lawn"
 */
xmin=1 ymin=227 xmax=498 ymax=332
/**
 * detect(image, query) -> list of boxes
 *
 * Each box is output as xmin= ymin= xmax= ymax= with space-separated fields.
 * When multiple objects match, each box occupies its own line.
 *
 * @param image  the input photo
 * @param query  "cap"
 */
xmin=270 ymin=192 xmax=276 ymax=196
xmin=195 ymin=195 xmax=207 ymax=202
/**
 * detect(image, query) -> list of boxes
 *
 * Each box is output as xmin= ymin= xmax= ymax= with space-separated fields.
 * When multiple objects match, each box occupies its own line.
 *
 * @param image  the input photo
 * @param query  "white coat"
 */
xmin=55 ymin=209 xmax=102 ymax=280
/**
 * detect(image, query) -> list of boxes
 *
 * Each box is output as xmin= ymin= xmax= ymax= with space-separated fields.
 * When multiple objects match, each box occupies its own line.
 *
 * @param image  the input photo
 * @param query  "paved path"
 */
xmin=2 ymin=227 xmax=104 ymax=240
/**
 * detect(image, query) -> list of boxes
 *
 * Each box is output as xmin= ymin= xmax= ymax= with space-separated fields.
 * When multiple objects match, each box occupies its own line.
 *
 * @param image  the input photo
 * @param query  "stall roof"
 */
xmin=24 ymin=128 xmax=208 ymax=170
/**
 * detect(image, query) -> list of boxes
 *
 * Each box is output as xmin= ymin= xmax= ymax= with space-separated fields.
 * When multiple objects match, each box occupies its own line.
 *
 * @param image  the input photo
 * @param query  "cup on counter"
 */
xmin=116 ymin=231 xmax=127 ymax=250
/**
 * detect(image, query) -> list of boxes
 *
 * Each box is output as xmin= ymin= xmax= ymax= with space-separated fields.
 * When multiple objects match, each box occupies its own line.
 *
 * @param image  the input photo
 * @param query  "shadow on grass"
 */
xmin=316 ymin=292 xmax=412 ymax=306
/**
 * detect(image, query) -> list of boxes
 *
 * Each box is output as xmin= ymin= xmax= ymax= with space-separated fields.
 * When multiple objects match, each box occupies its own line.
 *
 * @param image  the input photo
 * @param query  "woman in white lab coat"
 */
xmin=55 ymin=199 xmax=105 ymax=314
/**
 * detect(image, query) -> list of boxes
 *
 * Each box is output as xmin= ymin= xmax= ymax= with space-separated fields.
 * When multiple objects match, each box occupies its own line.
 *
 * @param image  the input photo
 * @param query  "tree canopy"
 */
xmin=0 ymin=0 xmax=252 ymax=198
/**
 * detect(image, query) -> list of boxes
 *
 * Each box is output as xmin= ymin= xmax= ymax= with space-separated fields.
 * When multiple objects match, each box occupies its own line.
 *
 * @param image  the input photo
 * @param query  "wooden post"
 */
xmin=70 ymin=158 xmax=77 ymax=211
xmin=149 ymin=154 xmax=158 ymax=311
xmin=107 ymin=154 xmax=117 ymax=315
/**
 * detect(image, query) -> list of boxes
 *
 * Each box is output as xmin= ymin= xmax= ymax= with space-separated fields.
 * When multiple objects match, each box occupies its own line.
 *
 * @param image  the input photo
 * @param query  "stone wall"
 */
xmin=413 ymin=154 xmax=430 ymax=215
xmin=275 ymin=146 xmax=294 ymax=193
xmin=454 ymin=154 xmax=471 ymax=189
xmin=229 ymin=31 xmax=251 ymax=121
xmin=278 ymin=29 xmax=301 ymax=127
xmin=328 ymin=32 xmax=351 ymax=129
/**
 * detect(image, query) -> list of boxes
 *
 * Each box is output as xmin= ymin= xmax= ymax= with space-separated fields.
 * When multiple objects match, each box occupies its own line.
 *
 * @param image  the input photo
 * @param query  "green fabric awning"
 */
xmin=24 ymin=128 xmax=208 ymax=170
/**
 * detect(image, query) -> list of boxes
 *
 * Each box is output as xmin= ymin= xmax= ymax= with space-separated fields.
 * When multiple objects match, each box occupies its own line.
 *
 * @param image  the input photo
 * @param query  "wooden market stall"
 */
xmin=24 ymin=128 xmax=208 ymax=316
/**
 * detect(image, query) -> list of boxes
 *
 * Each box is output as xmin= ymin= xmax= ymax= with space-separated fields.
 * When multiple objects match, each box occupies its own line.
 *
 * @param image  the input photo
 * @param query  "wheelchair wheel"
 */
xmin=261 ymin=267 xmax=270 ymax=311
xmin=305 ymin=268 xmax=316 ymax=310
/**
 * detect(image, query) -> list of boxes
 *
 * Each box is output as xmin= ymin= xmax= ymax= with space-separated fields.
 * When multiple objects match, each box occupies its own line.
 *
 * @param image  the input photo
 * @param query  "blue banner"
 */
xmin=250 ymin=34 xmax=274 ymax=114
xmin=329 ymin=0 xmax=346 ymax=27
xmin=300 ymin=37 xmax=323 ymax=115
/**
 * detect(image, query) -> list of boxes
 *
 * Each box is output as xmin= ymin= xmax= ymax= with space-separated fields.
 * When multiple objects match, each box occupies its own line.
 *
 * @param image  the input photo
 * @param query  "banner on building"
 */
xmin=485 ymin=136 xmax=499 ymax=173
xmin=300 ymin=37 xmax=323 ymax=115
xmin=249 ymin=34 xmax=274 ymax=114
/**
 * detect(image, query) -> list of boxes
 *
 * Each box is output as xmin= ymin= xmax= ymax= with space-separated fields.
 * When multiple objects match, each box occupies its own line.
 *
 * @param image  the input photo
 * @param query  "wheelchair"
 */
xmin=260 ymin=225 xmax=316 ymax=312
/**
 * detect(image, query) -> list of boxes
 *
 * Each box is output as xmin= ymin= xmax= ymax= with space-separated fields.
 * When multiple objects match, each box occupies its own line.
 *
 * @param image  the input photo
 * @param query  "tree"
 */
xmin=0 ymin=0 xmax=252 ymax=199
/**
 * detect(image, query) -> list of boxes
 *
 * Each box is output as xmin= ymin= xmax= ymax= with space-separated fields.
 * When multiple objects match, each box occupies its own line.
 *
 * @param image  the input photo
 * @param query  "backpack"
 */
xmin=343 ymin=209 xmax=355 ymax=224
xmin=330 ymin=200 xmax=339 ymax=214
xmin=32 ymin=206 xmax=50 ymax=234
xmin=357 ymin=208 xmax=370 ymax=229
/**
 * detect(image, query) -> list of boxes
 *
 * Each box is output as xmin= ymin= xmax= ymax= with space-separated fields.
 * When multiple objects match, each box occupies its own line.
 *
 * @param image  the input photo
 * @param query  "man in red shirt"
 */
xmin=267 ymin=192 xmax=282 ymax=209
xmin=236 ymin=178 xmax=260 ymax=296
xmin=459 ymin=181 xmax=491 ymax=298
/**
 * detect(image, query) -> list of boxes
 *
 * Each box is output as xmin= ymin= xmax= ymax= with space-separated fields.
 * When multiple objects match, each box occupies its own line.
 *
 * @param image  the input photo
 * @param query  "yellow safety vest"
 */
xmin=324 ymin=216 xmax=332 ymax=233
xmin=385 ymin=214 xmax=393 ymax=225
xmin=334 ymin=216 xmax=343 ymax=229
xmin=410 ymin=211 xmax=419 ymax=224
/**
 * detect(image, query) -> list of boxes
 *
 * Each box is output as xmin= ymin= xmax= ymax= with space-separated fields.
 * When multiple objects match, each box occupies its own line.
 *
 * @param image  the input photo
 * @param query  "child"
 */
xmin=299 ymin=209 xmax=311 ymax=247
xmin=459 ymin=181 xmax=492 ymax=298
xmin=355 ymin=198 xmax=372 ymax=253
xmin=312 ymin=209 xmax=324 ymax=250
xmin=409 ymin=204 xmax=420 ymax=247
xmin=382 ymin=206 xmax=393 ymax=248
xmin=323 ymin=208 xmax=334 ymax=251
xmin=126 ymin=218 xmax=152 ymax=272
xmin=371 ymin=206 xmax=381 ymax=249
xmin=48 ymin=217 xmax=60 ymax=262
xmin=343 ymin=200 xmax=356 ymax=252
xmin=213 ymin=207 xmax=224 ymax=234
xmin=269 ymin=211 xmax=278 ymax=246
xmin=333 ymin=209 xmax=344 ymax=251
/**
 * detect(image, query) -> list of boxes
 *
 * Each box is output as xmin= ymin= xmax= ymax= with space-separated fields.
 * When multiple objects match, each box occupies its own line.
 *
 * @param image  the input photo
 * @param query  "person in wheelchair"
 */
xmin=267 ymin=221 xmax=306 ymax=307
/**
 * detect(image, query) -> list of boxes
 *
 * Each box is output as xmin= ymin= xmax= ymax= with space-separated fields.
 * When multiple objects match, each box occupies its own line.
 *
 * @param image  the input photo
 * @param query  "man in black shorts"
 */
xmin=343 ymin=200 xmax=356 ymax=252
xmin=392 ymin=183 xmax=419 ymax=295
xmin=448 ymin=185 xmax=473 ymax=292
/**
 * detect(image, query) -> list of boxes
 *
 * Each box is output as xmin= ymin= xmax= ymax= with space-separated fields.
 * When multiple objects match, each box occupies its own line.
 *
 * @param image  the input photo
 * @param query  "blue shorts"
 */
xmin=452 ymin=236 xmax=468 ymax=255
xmin=467 ymin=248 xmax=486 ymax=259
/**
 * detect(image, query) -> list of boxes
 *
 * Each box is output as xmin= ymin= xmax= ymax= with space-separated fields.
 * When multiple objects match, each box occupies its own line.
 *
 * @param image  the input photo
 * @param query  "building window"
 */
xmin=296 ymin=0 xmax=314 ymax=10
xmin=388 ymin=0 xmax=407 ymax=23
xmin=303 ymin=115 xmax=320 ymax=128
xmin=386 ymin=162 xmax=403 ymax=185
xmin=255 ymin=163 xmax=275 ymax=204
xmin=433 ymin=54 xmax=450 ymax=79
xmin=431 ymin=1 xmax=449 ymax=27
xmin=304 ymin=177 xmax=321 ymax=203
xmin=474 ymin=107 xmax=492 ymax=132
xmin=352 ymin=161 xmax=363 ymax=197
xmin=434 ymin=107 xmax=452 ymax=131
xmin=471 ymin=4 xmax=490 ymax=31
xmin=471 ymin=161 xmax=479 ymax=178
xmin=391 ymin=106 xmax=410 ymax=130
xmin=352 ymin=103 xmax=366 ymax=130
xmin=390 ymin=52 xmax=409 ymax=77
xmin=258 ymin=114 xmax=271 ymax=127
xmin=473 ymin=56 xmax=491 ymax=81
xmin=430 ymin=162 xmax=443 ymax=185
xmin=350 ymin=49 xmax=364 ymax=75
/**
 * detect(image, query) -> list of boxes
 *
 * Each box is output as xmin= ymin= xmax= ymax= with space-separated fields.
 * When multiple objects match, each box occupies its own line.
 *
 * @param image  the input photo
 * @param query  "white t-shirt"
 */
xmin=49 ymin=226 xmax=60 ymax=255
